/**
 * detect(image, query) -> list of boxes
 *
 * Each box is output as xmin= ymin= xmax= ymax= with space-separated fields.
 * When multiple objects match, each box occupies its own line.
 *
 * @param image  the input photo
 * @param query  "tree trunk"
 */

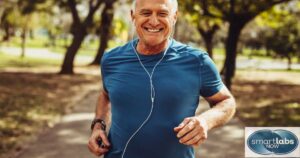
xmin=265 ymin=47 xmax=271 ymax=57
xmin=203 ymin=35 xmax=213 ymax=59
xmin=90 ymin=2 xmax=114 ymax=65
xmin=59 ymin=28 xmax=86 ymax=74
xmin=59 ymin=0 xmax=103 ymax=74
xmin=48 ymin=30 xmax=56 ymax=47
xmin=222 ymin=21 xmax=245 ymax=90
xmin=0 ymin=9 xmax=3 ymax=25
xmin=64 ymin=34 xmax=69 ymax=48
xmin=21 ymin=27 xmax=27 ymax=58
xmin=29 ymin=29 xmax=34 ymax=39
xmin=198 ymin=25 xmax=219 ymax=59
xmin=1 ymin=9 xmax=9 ymax=41
xmin=287 ymin=55 xmax=292 ymax=71
xmin=2 ymin=23 xmax=10 ymax=42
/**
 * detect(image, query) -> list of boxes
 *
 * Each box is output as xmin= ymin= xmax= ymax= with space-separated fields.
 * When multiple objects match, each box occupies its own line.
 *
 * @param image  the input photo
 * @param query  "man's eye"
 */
xmin=159 ymin=13 xmax=168 ymax=17
xmin=141 ymin=13 xmax=151 ymax=16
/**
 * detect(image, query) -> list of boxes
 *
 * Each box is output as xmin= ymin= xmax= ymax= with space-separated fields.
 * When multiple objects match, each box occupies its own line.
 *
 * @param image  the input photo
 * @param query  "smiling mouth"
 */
xmin=144 ymin=27 xmax=164 ymax=33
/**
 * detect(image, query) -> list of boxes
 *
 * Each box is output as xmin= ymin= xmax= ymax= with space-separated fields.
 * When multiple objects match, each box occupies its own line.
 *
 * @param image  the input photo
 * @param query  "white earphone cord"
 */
xmin=121 ymin=40 xmax=170 ymax=158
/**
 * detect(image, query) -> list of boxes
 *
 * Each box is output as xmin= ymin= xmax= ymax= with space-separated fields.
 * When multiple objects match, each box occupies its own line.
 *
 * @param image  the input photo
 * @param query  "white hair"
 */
xmin=132 ymin=0 xmax=178 ymax=13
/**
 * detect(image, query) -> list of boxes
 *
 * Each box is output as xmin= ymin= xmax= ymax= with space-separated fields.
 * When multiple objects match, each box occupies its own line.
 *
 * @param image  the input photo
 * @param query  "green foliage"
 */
xmin=5 ymin=0 xmax=53 ymax=27
xmin=111 ymin=17 xmax=129 ymax=44
xmin=255 ymin=1 xmax=299 ymax=29
xmin=250 ymin=1 xmax=300 ymax=60
xmin=195 ymin=0 xmax=292 ymax=20
xmin=256 ymin=6 xmax=290 ymax=28
xmin=17 ymin=0 xmax=49 ymax=14
xmin=266 ymin=20 xmax=300 ymax=58
xmin=179 ymin=0 xmax=222 ymax=35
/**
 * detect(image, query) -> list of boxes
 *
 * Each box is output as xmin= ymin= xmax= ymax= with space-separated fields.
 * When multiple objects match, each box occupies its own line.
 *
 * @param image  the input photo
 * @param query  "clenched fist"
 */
xmin=174 ymin=117 xmax=208 ymax=147
xmin=88 ymin=128 xmax=111 ymax=156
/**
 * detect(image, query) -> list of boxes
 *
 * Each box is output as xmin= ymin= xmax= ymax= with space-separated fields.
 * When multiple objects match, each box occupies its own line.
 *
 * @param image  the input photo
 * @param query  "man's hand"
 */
xmin=174 ymin=117 xmax=208 ymax=147
xmin=88 ymin=127 xmax=110 ymax=156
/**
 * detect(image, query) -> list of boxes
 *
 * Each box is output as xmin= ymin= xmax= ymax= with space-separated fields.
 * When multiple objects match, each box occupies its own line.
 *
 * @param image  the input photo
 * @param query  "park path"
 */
xmin=16 ymin=90 xmax=245 ymax=158
xmin=16 ymin=90 xmax=100 ymax=158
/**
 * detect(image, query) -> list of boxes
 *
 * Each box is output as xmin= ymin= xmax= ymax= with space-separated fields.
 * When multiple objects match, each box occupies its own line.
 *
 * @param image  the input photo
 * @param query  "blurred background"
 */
xmin=0 ymin=0 xmax=300 ymax=158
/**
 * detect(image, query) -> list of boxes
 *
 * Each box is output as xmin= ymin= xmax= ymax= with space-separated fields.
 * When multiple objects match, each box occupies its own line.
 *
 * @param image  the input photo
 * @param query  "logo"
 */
xmin=245 ymin=127 xmax=300 ymax=157
xmin=247 ymin=129 xmax=298 ymax=155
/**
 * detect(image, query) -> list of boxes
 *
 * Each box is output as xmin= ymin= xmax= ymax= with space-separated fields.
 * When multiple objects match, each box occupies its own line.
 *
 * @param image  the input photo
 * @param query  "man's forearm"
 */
xmin=197 ymin=97 xmax=236 ymax=131
xmin=94 ymin=90 xmax=111 ymax=129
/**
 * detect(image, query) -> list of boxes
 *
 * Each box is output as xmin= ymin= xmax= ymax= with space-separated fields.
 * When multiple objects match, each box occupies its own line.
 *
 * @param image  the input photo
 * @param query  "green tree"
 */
xmin=38 ymin=6 xmax=69 ymax=48
xmin=59 ymin=0 xmax=104 ymax=74
xmin=0 ymin=0 xmax=49 ymax=57
xmin=90 ymin=0 xmax=117 ymax=65
xmin=0 ymin=1 xmax=15 ymax=42
xmin=259 ymin=2 xmax=300 ymax=69
xmin=180 ymin=0 xmax=222 ymax=59
xmin=198 ymin=0 xmax=291 ymax=89
xmin=268 ymin=22 xmax=300 ymax=70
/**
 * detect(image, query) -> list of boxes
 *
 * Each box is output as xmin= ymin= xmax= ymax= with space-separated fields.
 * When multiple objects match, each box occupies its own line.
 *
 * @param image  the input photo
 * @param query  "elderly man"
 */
xmin=88 ymin=0 xmax=236 ymax=158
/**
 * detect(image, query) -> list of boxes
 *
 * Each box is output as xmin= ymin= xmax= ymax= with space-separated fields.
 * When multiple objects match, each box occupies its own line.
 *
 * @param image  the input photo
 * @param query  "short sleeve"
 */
xmin=199 ymin=53 xmax=224 ymax=97
xmin=100 ymin=53 xmax=108 ymax=93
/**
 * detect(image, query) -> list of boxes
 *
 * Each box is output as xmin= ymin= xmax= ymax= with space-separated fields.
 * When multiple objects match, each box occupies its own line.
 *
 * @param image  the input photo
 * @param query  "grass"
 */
xmin=4 ymin=36 xmax=49 ymax=48
xmin=0 ymin=36 xmax=94 ymax=50
xmin=2 ymin=36 xmax=300 ymax=63
xmin=0 ymin=36 xmax=124 ymax=57
xmin=211 ymin=47 xmax=300 ymax=63
xmin=49 ymin=46 xmax=98 ymax=57
xmin=48 ymin=39 xmax=126 ymax=56
xmin=0 ymin=52 xmax=62 ymax=69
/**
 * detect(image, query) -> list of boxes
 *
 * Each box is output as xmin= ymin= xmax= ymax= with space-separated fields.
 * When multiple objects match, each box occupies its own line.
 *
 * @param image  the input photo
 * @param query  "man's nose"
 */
xmin=149 ymin=15 xmax=160 ymax=26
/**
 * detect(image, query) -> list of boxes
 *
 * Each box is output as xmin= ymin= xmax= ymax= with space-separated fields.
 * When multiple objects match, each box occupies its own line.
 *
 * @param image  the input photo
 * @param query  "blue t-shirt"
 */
xmin=101 ymin=39 xmax=224 ymax=158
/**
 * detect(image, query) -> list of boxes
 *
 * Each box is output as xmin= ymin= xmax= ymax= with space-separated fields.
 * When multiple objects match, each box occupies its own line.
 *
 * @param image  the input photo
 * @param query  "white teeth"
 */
xmin=147 ymin=28 xmax=160 ymax=32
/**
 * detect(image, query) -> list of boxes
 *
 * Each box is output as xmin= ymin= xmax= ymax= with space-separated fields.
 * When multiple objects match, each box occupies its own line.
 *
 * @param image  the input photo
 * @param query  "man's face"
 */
xmin=131 ymin=0 xmax=177 ymax=47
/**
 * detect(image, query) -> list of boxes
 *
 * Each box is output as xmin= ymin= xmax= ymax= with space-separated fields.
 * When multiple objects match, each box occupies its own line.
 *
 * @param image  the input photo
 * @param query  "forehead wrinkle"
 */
xmin=133 ymin=0 xmax=177 ymax=14
xmin=138 ymin=7 xmax=170 ymax=13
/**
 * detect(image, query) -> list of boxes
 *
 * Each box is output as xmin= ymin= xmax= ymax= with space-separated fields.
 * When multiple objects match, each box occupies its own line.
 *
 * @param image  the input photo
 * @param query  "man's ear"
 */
xmin=131 ymin=10 xmax=135 ymax=23
xmin=173 ymin=11 xmax=178 ymax=26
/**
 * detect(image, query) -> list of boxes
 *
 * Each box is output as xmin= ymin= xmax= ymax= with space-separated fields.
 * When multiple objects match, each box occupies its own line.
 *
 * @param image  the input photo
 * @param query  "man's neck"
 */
xmin=136 ymin=40 xmax=169 ymax=55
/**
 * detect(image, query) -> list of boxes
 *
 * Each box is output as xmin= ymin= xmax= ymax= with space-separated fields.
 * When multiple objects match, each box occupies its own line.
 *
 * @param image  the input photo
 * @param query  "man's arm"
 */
xmin=94 ymin=89 xmax=111 ymax=126
xmin=88 ymin=89 xmax=111 ymax=156
xmin=174 ymin=86 xmax=236 ymax=146
xmin=199 ymin=86 xmax=236 ymax=130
